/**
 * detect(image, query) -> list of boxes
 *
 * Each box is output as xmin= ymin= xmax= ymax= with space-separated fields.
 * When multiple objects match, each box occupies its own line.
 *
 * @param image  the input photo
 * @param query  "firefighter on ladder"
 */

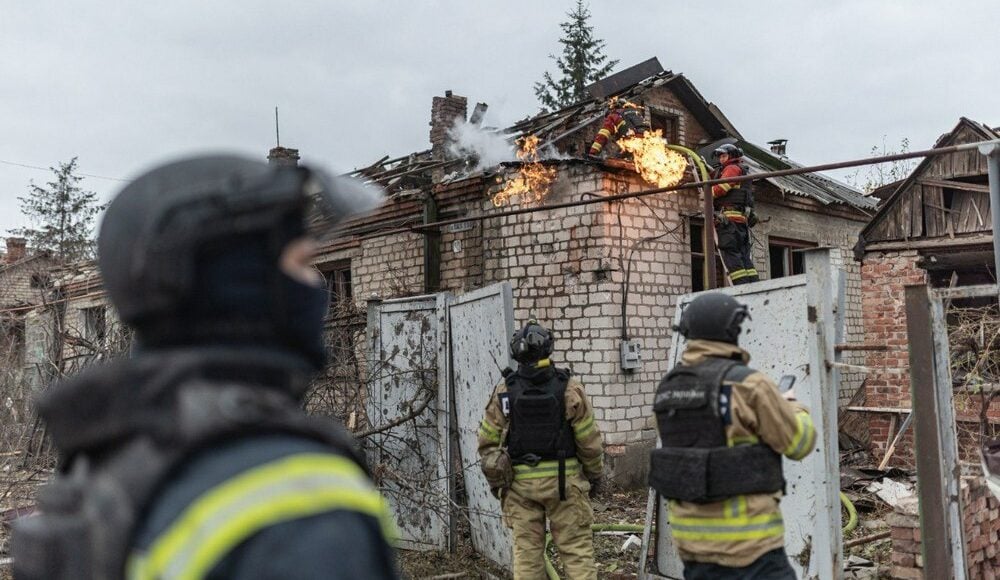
xmin=711 ymin=144 xmax=759 ymax=285
xmin=478 ymin=320 xmax=604 ymax=579
xmin=587 ymin=99 xmax=650 ymax=159
xmin=649 ymin=293 xmax=817 ymax=579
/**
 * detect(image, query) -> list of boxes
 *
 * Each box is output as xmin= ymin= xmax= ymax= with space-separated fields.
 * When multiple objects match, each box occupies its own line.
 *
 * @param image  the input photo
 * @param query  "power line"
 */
xmin=0 ymin=159 xmax=128 ymax=182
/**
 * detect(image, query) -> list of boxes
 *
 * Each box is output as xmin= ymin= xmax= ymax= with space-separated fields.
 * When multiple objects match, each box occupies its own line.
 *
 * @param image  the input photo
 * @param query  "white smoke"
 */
xmin=447 ymin=120 xmax=515 ymax=171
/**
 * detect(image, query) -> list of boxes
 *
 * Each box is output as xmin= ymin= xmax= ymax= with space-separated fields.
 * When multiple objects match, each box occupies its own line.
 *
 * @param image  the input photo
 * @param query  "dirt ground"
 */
xmin=399 ymin=487 xmax=651 ymax=579
xmin=400 ymin=487 xmax=897 ymax=579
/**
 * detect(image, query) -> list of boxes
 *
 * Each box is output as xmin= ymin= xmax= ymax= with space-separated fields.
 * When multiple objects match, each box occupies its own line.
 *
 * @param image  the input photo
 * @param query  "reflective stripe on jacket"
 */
xmin=478 ymin=365 xmax=604 ymax=488
xmin=666 ymin=339 xmax=816 ymax=568
xmin=127 ymin=452 xmax=394 ymax=580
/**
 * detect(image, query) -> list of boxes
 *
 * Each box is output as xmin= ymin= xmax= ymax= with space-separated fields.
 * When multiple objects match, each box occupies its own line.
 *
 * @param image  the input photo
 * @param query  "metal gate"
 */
xmin=367 ymin=294 xmax=451 ymax=551
xmin=449 ymin=283 xmax=516 ymax=569
xmin=366 ymin=283 xmax=515 ymax=564
xmin=652 ymin=249 xmax=843 ymax=579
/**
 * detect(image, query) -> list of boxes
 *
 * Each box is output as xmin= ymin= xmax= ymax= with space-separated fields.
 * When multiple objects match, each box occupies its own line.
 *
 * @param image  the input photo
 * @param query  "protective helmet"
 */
xmin=712 ymin=143 xmax=744 ymax=161
xmin=98 ymin=154 xmax=382 ymax=344
xmin=510 ymin=319 xmax=554 ymax=364
xmin=674 ymin=293 xmax=750 ymax=344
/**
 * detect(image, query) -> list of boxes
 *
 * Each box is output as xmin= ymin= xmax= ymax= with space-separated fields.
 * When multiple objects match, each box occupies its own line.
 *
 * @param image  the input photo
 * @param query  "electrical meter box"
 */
xmin=620 ymin=339 xmax=642 ymax=371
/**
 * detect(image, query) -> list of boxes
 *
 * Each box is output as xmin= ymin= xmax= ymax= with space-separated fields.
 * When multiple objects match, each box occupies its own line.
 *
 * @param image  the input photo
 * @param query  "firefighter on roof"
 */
xmin=587 ymin=99 xmax=650 ymax=158
xmin=648 ymin=293 xmax=816 ymax=579
xmin=478 ymin=320 xmax=603 ymax=579
xmin=711 ymin=144 xmax=759 ymax=285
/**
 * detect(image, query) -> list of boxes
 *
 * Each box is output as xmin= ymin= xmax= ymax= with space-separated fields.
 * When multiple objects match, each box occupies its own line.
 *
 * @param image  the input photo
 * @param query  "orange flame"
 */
xmin=617 ymin=129 xmax=688 ymax=188
xmin=491 ymin=135 xmax=557 ymax=207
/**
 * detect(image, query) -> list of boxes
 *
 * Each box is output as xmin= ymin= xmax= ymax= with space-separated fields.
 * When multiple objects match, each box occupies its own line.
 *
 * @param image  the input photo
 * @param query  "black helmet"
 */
xmin=674 ymin=293 xmax=750 ymax=344
xmin=510 ymin=319 xmax=554 ymax=364
xmin=712 ymin=144 xmax=744 ymax=161
xmin=98 ymin=154 xmax=382 ymax=354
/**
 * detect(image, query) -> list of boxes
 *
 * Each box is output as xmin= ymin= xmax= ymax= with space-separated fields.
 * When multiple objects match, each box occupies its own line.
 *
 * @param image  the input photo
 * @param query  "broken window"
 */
xmin=82 ymin=306 xmax=107 ymax=348
xmin=768 ymin=237 xmax=816 ymax=279
xmin=322 ymin=261 xmax=353 ymax=317
xmin=650 ymin=110 xmax=679 ymax=144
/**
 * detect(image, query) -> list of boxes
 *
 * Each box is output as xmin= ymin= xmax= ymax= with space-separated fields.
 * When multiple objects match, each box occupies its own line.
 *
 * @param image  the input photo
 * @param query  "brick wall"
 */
xmin=354 ymin=231 xmax=425 ymax=300
xmin=0 ymin=258 xmax=53 ymax=309
xmin=860 ymin=250 xmax=927 ymax=461
xmin=888 ymin=476 xmax=1000 ymax=579
xmin=640 ymin=88 xmax=711 ymax=148
xmin=478 ymin=164 xmax=704 ymax=483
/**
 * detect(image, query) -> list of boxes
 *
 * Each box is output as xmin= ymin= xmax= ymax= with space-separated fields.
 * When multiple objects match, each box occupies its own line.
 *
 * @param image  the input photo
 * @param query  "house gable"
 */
xmin=859 ymin=118 xmax=998 ymax=248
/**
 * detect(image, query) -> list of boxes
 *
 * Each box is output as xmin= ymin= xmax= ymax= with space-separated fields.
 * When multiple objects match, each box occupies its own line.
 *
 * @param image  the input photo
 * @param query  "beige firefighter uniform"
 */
xmin=665 ymin=339 xmax=817 ymax=568
xmin=477 ymin=361 xmax=603 ymax=580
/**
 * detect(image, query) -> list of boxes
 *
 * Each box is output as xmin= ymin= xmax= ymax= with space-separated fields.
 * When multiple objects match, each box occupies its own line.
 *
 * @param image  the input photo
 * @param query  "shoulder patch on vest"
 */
xmin=498 ymin=393 xmax=511 ymax=417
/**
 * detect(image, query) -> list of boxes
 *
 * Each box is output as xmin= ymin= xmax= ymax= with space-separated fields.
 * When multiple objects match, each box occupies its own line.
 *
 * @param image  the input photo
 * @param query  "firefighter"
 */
xmin=478 ymin=320 xmax=603 ymax=579
xmin=587 ymin=99 xmax=650 ymax=158
xmin=649 ymin=293 xmax=816 ymax=579
xmin=711 ymin=144 xmax=759 ymax=285
xmin=12 ymin=155 xmax=399 ymax=579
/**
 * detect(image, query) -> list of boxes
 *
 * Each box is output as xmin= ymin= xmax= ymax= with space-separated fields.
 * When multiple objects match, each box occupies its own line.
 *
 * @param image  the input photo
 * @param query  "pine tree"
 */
xmin=534 ymin=1 xmax=619 ymax=111
xmin=12 ymin=157 xmax=104 ymax=263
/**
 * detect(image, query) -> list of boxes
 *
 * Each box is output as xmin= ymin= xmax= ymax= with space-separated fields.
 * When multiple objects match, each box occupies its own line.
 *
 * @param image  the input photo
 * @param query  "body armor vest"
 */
xmin=505 ymin=367 xmax=576 ymax=462
xmin=12 ymin=352 xmax=365 ymax=580
xmin=617 ymin=108 xmax=650 ymax=137
xmin=713 ymin=162 xmax=754 ymax=209
xmin=648 ymin=357 xmax=784 ymax=504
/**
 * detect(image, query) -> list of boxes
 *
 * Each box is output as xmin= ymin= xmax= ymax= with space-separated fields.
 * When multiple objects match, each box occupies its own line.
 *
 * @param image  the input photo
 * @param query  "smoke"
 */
xmin=447 ymin=120 xmax=515 ymax=171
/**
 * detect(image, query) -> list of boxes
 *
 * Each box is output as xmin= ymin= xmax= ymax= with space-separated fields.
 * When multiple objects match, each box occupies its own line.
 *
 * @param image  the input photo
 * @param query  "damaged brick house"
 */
xmin=314 ymin=59 xmax=877 ymax=483
xmin=0 ymin=237 xmax=54 ymax=366
xmin=854 ymin=117 xmax=1000 ymax=463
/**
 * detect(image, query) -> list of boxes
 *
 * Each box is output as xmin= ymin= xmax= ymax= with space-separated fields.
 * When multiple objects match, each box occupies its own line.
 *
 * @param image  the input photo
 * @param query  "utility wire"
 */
xmin=0 ymin=159 xmax=128 ymax=182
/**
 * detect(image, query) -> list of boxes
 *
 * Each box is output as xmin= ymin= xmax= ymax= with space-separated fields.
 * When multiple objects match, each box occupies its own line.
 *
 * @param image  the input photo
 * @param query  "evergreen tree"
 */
xmin=12 ymin=157 xmax=104 ymax=263
xmin=534 ymin=1 xmax=619 ymax=111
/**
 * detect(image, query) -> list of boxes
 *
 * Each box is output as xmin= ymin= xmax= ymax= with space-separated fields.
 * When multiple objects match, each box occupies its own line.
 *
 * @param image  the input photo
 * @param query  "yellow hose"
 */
xmin=840 ymin=491 xmax=858 ymax=535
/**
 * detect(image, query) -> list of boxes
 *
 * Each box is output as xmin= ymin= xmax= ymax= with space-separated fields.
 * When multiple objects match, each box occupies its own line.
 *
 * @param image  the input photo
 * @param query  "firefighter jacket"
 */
xmin=658 ymin=339 xmax=816 ymax=568
xmin=711 ymin=160 xmax=752 ymax=224
xmin=13 ymin=347 xmax=398 ymax=580
xmin=588 ymin=108 xmax=648 ymax=156
xmin=478 ymin=361 xmax=604 ymax=491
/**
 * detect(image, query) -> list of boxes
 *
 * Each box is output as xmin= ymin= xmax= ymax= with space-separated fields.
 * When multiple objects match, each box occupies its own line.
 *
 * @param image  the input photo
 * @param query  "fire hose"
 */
xmin=540 ymin=494 xmax=858 ymax=579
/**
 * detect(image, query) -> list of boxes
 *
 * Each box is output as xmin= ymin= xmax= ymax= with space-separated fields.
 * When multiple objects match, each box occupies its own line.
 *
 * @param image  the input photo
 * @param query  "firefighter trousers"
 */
xmin=501 ymin=473 xmax=596 ymax=580
xmin=716 ymin=220 xmax=758 ymax=285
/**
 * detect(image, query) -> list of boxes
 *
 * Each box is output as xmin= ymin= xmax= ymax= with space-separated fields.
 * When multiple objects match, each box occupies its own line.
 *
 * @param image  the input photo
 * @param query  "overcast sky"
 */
xmin=2 ymin=1 xmax=997 ymax=237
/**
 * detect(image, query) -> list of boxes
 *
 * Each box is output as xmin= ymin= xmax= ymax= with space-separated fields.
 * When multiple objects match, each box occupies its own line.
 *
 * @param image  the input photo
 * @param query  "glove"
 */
xmin=588 ymin=478 xmax=602 ymax=500
xmin=483 ymin=450 xmax=514 ymax=491
xmin=747 ymin=209 xmax=759 ymax=228
xmin=714 ymin=212 xmax=730 ymax=226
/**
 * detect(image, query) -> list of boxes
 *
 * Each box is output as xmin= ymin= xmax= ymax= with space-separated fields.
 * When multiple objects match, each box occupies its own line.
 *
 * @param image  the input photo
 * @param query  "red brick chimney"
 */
xmin=429 ymin=90 xmax=468 ymax=160
xmin=267 ymin=146 xmax=300 ymax=167
xmin=5 ymin=237 xmax=26 ymax=264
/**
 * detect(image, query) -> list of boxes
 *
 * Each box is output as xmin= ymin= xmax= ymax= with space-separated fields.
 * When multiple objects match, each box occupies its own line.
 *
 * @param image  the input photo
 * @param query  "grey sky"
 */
xmin=2 ymin=1 xmax=997 ymax=236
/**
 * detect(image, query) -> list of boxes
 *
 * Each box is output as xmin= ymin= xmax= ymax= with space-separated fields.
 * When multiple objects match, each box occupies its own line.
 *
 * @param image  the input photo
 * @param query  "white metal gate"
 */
xmin=366 ymin=283 xmax=515 ymax=565
xmin=366 ymin=294 xmax=451 ymax=551
xmin=652 ymin=249 xmax=843 ymax=579
xmin=449 ymin=283 xmax=516 ymax=570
